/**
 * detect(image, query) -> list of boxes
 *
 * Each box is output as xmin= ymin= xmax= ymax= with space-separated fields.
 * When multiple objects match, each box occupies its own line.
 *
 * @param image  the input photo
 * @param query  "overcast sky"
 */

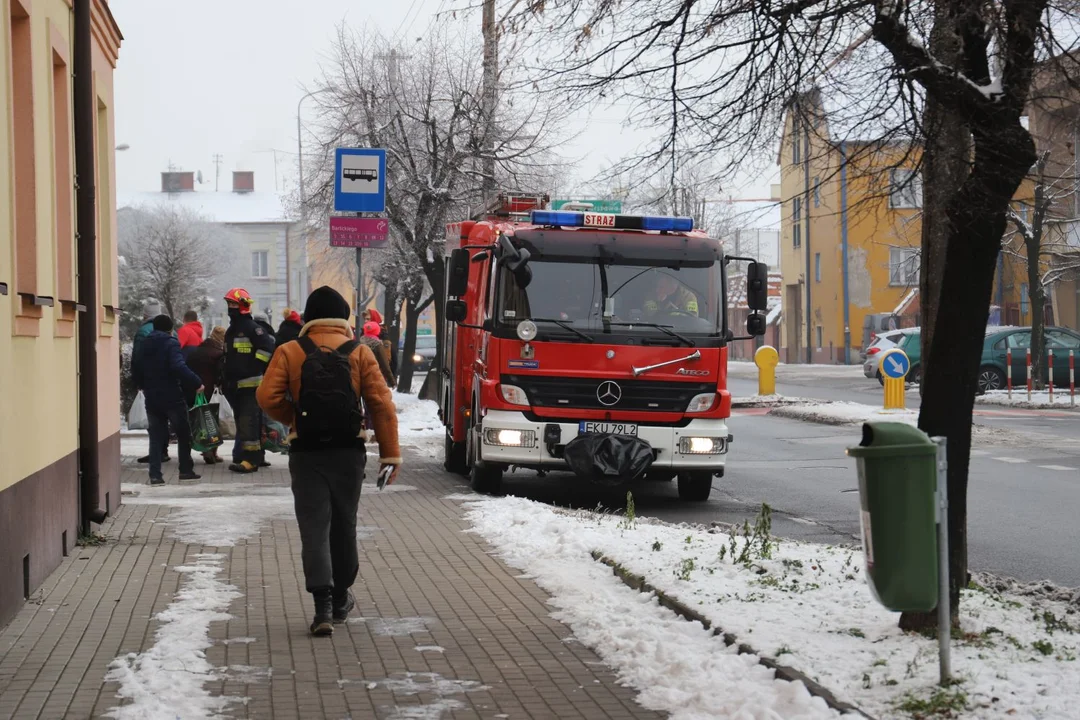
xmin=110 ymin=0 xmax=776 ymax=222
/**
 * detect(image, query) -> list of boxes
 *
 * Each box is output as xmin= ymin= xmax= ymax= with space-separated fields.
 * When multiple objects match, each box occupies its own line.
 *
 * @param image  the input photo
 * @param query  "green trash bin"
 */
xmin=847 ymin=422 xmax=938 ymax=612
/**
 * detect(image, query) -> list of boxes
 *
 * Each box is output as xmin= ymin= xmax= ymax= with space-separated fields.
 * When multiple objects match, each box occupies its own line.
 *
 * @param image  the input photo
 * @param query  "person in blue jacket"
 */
xmin=134 ymin=315 xmax=205 ymax=485
xmin=132 ymin=300 xmax=170 ymax=464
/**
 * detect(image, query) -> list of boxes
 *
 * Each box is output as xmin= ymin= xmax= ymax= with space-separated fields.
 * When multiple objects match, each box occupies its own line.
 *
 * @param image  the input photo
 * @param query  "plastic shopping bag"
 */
xmin=189 ymin=392 xmax=224 ymax=453
xmin=127 ymin=391 xmax=149 ymax=430
xmin=262 ymin=413 xmax=290 ymax=454
xmin=216 ymin=393 xmax=236 ymax=439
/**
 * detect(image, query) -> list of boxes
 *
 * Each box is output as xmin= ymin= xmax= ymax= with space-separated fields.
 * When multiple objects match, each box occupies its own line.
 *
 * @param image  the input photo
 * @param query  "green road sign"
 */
xmin=551 ymin=199 xmax=623 ymax=213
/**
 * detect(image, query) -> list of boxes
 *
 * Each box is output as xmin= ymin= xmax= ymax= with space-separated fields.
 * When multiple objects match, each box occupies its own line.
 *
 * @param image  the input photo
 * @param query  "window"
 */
xmin=1047 ymin=330 xmax=1080 ymax=349
xmin=1006 ymin=331 xmax=1031 ymax=350
xmin=815 ymin=325 xmax=823 ymax=350
xmin=11 ymin=2 xmax=39 ymax=326
xmin=813 ymin=176 xmax=821 ymax=207
xmin=97 ymin=99 xmax=114 ymax=312
xmin=792 ymin=121 xmax=801 ymax=164
xmin=889 ymin=168 xmax=922 ymax=209
xmin=53 ymin=47 xmax=73 ymax=307
xmin=793 ymin=197 xmax=802 ymax=248
xmin=251 ymin=251 xmax=269 ymax=278
xmin=814 ymin=253 xmax=821 ymax=283
xmin=1020 ymin=283 xmax=1029 ymax=318
xmin=888 ymin=247 xmax=919 ymax=287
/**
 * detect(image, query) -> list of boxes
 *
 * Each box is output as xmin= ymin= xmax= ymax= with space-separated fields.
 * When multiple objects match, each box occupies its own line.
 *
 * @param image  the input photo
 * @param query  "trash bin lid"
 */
xmin=846 ymin=422 xmax=937 ymax=458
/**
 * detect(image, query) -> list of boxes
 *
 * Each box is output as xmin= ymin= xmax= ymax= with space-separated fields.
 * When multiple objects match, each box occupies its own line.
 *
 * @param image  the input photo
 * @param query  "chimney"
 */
xmin=161 ymin=171 xmax=195 ymax=193
xmin=232 ymin=171 xmax=254 ymax=193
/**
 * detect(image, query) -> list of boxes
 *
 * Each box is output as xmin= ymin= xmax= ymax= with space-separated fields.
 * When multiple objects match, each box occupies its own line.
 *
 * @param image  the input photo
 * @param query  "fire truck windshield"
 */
xmin=494 ymin=230 xmax=725 ymax=343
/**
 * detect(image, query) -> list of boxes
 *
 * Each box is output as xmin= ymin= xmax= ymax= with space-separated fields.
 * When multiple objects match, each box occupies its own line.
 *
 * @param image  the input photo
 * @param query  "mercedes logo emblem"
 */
xmin=596 ymin=381 xmax=622 ymax=406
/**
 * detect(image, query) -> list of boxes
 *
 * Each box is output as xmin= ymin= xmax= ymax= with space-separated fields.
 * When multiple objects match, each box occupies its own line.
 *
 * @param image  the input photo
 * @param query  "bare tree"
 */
xmin=503 ymin=0 xmax=1079 ymax=621
xmin=1005 ymin=150 xmax=1080 ymax=387
xmin=118 ymin=205 xmax=229 ymax=336
xmin=300 ymin=21 xmax=565 ymax=384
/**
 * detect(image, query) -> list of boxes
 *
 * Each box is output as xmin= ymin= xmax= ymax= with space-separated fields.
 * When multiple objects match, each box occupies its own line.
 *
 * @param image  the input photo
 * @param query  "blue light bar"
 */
xmin=530 ymin=210 xmax=583 ymax=226
xmin=529 ymin=210 xmax=695 ymax=232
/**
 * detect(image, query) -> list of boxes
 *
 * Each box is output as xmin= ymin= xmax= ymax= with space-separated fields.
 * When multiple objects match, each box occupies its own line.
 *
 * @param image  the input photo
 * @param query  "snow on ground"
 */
xmin=732 ymin=395 xmax=819 ymax=407
xmin=392 ymin=390 xmax=443 ymax=458
xmin=977 ymin=389 xmax=1079 ymax=410
xmin=769 ymin=401 xmax=919 ymax=427
xmin=457 ymin=495 xmax=1080 ymax=719
xmin=459 ymin=497 xmax=845 ymax=719
xmin=103 ymin=553 xmax=242 ymax=720
xmin=729 ymin=361 xmax=865 ymax=380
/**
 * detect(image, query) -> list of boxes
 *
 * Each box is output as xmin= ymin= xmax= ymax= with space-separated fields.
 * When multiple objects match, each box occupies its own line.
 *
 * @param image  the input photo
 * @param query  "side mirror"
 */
xmin=447 ymin=249 xmax=470 ymax=298
xmin=747 ymin=313 xmax=766 ymax=337
xmin=746 ymin=261 xmax=769 ymax=312
xmin=445 ymin=299 xmax=468 ymax=323
xmin=513 ymin=261 xmax=533 ymax=290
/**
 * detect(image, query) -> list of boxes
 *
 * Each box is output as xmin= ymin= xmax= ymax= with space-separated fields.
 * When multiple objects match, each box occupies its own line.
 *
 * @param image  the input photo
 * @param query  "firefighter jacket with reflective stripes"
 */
xmin=224 ymin=315 xmax=276 ymax=390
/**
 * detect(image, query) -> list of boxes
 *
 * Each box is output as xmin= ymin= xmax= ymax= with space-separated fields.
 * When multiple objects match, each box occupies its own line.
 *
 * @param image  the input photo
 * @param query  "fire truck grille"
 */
xmin=501 ymin=375 xmax=715 ymax=413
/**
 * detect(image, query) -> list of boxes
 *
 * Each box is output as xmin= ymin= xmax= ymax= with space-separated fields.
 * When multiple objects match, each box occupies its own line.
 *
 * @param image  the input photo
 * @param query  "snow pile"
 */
xmin=732 ymin=395 xmax=817 ymax=407
xmin=457 ymin=495 xmax=1080 ymax=719
xmin=103 ymin=554 xmax=242 ymax=720
xmin=977 ymin=390 xmax=1078 ymax=410
xmin=392 ymin=390 xmax=443 ymax=457
xmin=729 ymin=361 xmax=865 ymax=381
xmin=459 ymin=498 xmax=844 ymax=719
xmin=770 ymin=401 xmax=919 ymax=426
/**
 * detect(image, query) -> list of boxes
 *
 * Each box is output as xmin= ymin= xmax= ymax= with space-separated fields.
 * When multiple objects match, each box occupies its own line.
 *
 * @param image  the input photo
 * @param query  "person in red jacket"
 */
xmin=177 ymin=310 xmax=204 ymax=350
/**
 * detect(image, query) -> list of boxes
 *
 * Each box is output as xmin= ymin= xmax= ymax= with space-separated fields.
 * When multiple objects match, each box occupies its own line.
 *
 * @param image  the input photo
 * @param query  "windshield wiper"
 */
xmin=529 ymin=318 xmax=595 ymax=342
xmin=605 ymin=322 xmax=695 ymax=347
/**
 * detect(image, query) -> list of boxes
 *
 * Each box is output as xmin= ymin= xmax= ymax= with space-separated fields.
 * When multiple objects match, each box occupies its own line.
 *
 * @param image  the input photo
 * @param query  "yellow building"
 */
xmin=777 ymin=92 xmax=1029 ymax=363
xmin=0 ymin=0 xmax=121 ymax=626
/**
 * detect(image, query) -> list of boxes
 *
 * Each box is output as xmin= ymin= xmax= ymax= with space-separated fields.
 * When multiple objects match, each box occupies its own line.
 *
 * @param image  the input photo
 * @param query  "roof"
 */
xmin=117 ymin=190 xmax=295 ymax=225
xmin=727 ymin=271 xmax=783 ymax=309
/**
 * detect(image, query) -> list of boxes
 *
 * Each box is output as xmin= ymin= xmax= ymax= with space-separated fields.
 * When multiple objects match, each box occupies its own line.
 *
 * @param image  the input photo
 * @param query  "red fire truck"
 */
xmin=440 ymin=196 xmax=769 ymax=501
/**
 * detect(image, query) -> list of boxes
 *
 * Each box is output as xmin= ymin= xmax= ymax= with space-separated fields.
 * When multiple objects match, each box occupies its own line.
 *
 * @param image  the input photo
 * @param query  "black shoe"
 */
xmin=149 ymin=476 xmax=165 ymax=486
xmin=332 ymin=591 xmax=355 ymax=624
xmin=178 ymin=471 xmax=201 ymax=481
xmin=137 ymin=455 xmax=171 ymax=464
xmin=258 ymin=461 xmax=272 ymax=468
xmin=310 ymin=590 xmax=334 ymax=636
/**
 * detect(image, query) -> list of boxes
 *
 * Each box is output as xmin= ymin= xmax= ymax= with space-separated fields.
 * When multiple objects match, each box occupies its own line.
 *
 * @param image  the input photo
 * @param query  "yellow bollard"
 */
xmin=754 ymin=345 xmax=780 ymax=396
xmin=879 ymin=348 xmax=910 ymax=410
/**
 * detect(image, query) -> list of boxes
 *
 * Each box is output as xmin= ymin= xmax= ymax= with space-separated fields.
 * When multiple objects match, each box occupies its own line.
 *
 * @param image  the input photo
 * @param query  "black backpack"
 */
xmin=296 ymin=337 xmax=363 ymax=445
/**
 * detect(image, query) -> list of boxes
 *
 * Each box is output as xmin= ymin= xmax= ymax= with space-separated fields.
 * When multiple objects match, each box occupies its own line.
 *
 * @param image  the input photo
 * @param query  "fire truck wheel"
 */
xmin=676 ymin=471 xmax=714 ymax=502
xmin=470 ymin=463 xmax=504 ymax=495
xmin=444 ymin=432 xmax=468 ymax=475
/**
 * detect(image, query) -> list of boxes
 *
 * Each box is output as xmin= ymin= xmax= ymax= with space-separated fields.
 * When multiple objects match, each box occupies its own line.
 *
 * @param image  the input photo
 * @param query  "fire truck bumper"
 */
xmin=478 ymin=410 xmax=730 ymax=471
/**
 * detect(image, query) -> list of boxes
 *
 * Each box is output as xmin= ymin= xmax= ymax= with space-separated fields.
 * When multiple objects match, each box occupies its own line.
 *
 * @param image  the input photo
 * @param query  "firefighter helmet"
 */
xmin=224 ymin=287 xmax=254 ymax=313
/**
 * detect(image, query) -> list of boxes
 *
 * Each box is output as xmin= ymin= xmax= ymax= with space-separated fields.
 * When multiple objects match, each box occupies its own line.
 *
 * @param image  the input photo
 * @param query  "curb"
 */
xmin=766 ymin=405 xmax=857 ymax=426
xmin=590 ymin=550 xmax=873 ymax=719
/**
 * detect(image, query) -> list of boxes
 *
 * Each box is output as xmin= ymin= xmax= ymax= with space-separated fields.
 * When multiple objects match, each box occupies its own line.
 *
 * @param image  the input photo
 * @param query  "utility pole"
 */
xmin=803 ymin=107 xmax=814 ymax=365
xmin=481 ymin=0 xmax=497 ymax=203
xmin=212 ymin=153 xmax=223 ymax=192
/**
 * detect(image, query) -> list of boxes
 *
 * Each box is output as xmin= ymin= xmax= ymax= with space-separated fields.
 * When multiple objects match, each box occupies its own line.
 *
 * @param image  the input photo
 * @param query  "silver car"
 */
xmin=862 ymin=329 xmax=906 ymax=378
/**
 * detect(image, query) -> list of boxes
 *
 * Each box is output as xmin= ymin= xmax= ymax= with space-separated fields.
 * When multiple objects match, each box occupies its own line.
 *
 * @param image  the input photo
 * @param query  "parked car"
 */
xmin=400 ymin=334 xmax=437 ymax=372
xmin=870 ymin=325 xmax=1080 ymax=393
xmin=862 ymin=329 xmax=908 ymax=378
xmin=980 ymin=326 xmax=1080 ymax=392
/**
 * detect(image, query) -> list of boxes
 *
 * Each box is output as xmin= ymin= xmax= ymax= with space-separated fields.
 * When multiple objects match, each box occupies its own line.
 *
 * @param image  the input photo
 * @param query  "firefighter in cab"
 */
xmin=223 ymin=288 xmax=275 ymax=473
xmin=644 ymin=273 xmax=699 ymax=318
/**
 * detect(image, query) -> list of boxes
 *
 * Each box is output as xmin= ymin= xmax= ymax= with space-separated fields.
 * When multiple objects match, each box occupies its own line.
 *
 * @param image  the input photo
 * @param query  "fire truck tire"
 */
xmin=470 ymin=463 xmax=503 ymax=495
xmin=444 ymin=432 xmax=468 ymax=475
xmin=676 ymin=471 xmax=713 ymax=502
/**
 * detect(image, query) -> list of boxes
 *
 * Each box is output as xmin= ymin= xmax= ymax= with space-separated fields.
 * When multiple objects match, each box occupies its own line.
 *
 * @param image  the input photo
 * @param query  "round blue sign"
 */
xmin=880 ymin=349 xmax=910 ymax=379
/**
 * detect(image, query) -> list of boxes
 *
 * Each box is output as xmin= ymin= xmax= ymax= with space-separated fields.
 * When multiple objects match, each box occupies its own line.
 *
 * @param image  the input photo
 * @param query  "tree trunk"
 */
xmin=918 ymin=3 xmax=970 ymax=398
xmin=397 ymin=296 xmax=421 ymax=392
xmin=1028 ymin=238 xmax=1047 ymax=389
xmin=909 ymin=123 xmax=1036 ymax=630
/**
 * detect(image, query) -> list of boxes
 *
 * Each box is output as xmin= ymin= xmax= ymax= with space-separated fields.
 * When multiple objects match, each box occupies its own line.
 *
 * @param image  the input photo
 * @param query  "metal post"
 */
xmin=803 ymin=111 xmax=813 ymax=365
xmin=933 ymin=436 xmax=952 ymax=686
xmin=355 ymin=245 xmax=364 ymax=334
xmin=1027 ymin=348 xmax=1032 ymax=402
xmin=1007 ymin=348 xmax=1012 ymax=399
xmin=481 ymin=0 xmax=497 ymax=200
xmin=1049 ymin=349 xmax=1055 ymax=402
xmin=1071 ymin=350 xmax=1075 ymax=407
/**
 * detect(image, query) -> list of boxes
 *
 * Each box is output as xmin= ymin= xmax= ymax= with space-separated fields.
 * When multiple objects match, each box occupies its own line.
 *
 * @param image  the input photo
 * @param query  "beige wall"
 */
xmin=0 ymin=0 xmax=121 ymax=493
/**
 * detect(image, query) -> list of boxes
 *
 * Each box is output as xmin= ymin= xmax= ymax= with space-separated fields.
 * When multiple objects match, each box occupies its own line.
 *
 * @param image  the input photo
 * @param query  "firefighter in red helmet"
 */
xmin=222 ymin=288 xmax=275 ymax=473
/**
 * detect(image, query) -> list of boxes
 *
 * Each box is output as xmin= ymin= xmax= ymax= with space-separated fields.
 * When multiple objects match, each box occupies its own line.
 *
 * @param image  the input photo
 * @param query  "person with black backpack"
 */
xmin=256 ymin=286 xmax=401 ymax=636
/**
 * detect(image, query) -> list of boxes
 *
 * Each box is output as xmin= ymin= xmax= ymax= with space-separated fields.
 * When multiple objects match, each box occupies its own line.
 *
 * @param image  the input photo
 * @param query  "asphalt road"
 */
xmin=727 ymin=362 xmax=1080 ymax=443
xmin=496 ymin=409 xmax=1080 ymax=588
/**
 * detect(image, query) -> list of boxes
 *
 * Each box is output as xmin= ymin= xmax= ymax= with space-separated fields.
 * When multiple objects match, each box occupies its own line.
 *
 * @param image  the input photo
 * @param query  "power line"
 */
xmin=391 ymin=0 xmax=423 ymax=44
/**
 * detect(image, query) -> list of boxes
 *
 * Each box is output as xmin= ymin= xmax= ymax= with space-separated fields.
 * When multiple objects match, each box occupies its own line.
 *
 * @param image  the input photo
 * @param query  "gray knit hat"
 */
xmin=142 ymin=300 xmax=161 ymax=320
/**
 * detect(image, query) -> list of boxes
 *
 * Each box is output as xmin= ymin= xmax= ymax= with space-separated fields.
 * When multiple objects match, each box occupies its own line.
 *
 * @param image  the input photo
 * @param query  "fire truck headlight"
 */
xmin=685 ymin=393 xmax=717 ymax=413
xmin=517 ymin=320 xmax=538 ymax=342
xmin=412 ymin=354 xmax=423 ymax=364
xmin=484 ymin=428 xmax=536 ymax=447
xmin=500 ymin=384 xmax=529 ymax=406
xmin=680 ymin=436 xmax=726 ymax=454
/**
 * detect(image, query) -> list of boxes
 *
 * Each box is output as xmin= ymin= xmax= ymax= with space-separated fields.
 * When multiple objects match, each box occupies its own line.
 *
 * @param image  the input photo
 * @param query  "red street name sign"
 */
xmin=329 ymin=217 xmax=389 ymax=248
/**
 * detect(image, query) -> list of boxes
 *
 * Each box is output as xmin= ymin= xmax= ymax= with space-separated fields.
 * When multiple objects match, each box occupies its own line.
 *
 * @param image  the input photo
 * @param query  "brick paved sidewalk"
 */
xmin=0 ymin=435 xmax=665 ymax=720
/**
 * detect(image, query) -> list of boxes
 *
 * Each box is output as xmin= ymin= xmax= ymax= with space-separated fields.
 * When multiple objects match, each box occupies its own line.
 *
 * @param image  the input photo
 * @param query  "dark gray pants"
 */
xmin=289 ymin=447 xmax=365 ymax=595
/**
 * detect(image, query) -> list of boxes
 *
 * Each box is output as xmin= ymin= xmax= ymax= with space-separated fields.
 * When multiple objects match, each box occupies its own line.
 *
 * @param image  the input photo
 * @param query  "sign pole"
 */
xmin=933 ymin=436 xmax=951 ymax=686
xmin=355 ymin=244 xmax=363 ymax=334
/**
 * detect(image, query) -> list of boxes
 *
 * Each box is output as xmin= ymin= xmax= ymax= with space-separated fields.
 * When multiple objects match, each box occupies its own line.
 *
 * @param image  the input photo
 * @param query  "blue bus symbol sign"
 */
xmin=334 ymin=148 xmax=386 ymax=213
